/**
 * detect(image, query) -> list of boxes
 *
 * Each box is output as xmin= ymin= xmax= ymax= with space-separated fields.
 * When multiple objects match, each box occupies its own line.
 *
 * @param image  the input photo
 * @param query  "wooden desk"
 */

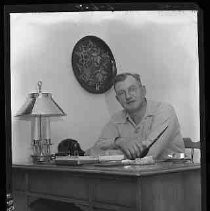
xmin=12 ymin=162 xmax=201 ymax=211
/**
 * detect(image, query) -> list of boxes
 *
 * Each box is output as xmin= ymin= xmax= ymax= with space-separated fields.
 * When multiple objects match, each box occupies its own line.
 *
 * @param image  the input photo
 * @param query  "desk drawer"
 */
xmin=28 ymin=171 xmax=89 ymax=200
xmin=94 ymin=178 xmax=137 ymax=207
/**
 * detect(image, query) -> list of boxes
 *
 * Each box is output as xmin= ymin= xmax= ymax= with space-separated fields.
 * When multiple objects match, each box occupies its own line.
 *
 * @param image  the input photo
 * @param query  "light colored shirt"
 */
xmin=89 ymin=100 xmax=185 ymax=159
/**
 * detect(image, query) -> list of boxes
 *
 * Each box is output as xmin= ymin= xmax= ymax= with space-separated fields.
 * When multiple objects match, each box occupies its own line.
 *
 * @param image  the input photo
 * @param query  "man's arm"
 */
xmin=145 ymin=104 xmax=183 ymax=159
xmin=85 ymin=120 xmax=121 ymax=156
xmin=94 ymin=120 xmax=144 ymax=158
xmin=94 ymin=120 xmax=119 ymax=150
xmin=114 ymin=136 xmax=144 ymax=159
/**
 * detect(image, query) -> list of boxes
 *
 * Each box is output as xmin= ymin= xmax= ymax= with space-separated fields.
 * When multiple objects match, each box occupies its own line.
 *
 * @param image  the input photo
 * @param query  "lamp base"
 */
xmin=31 ymin=155 xmax=52 ymax=164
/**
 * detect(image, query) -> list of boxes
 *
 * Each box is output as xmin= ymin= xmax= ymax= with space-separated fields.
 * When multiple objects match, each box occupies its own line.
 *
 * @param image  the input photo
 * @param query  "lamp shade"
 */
xmin=15 ymin=81 xmax=66 ymax=117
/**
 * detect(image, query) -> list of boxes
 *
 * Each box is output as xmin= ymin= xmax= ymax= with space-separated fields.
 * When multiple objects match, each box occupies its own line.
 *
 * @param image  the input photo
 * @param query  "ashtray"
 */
xmin=164 ymin=153 xmax=191 ymax=162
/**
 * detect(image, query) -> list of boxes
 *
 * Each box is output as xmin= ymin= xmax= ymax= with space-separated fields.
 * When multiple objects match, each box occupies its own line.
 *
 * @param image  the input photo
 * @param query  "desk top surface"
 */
xmin=12 ymin=161 xmax=200 ymax=177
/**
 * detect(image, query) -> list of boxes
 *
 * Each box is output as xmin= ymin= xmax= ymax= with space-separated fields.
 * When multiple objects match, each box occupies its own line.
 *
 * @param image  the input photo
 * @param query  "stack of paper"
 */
xmin=55 ymin=155 xmax=125 ymax=166
xmin=98 ymin=155 xmax=125 ymax=162
xmin=55 ymin=156 xmax=99 ymax=165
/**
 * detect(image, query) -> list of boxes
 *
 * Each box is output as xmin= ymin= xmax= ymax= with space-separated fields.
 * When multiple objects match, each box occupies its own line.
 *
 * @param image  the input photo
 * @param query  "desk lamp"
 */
xmin=15 ymin=81 xmax=66 ymax=163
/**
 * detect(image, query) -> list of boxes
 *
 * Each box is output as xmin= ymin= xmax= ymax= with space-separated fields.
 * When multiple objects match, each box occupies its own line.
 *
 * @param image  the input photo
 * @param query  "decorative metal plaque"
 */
xmin=71 ymin=35 xmax=117 ymax=94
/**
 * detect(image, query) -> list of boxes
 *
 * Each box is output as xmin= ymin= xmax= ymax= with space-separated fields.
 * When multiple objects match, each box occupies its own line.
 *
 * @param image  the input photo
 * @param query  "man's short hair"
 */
xmin=113 ymin=73 xmax=142 ymax=90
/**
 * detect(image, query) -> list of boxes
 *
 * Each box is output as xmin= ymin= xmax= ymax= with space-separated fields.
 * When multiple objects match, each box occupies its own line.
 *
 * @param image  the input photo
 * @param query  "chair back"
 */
xmin=183 ymin=137 xmax=200 ymax=163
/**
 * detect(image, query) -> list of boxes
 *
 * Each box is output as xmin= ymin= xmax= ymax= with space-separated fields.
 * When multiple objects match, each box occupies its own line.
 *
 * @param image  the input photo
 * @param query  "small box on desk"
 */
xmin=55 ymin=155 xmax=125 ymax=166
xmin=55 ymin=156 xmax=99 ymax=165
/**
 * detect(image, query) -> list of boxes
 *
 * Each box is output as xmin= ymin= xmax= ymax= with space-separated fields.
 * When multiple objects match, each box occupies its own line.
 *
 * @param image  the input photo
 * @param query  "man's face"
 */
xmin=115 ymin=75 xmax=146 ymax=113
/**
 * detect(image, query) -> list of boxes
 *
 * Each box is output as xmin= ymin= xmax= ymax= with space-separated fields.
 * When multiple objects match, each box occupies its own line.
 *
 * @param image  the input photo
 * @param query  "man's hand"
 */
xmin=115 ymin=137 xmax=146 ymax=159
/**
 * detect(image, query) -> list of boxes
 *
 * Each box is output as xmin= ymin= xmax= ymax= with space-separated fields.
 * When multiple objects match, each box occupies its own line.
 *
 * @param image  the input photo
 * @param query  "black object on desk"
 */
xmin=57 ymin=139 xmax=85 ymax=156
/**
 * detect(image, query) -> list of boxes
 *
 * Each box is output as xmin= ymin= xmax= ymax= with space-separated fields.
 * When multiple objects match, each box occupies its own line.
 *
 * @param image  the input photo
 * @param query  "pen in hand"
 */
xmin=139 ymin=146 xmax=150 ymax=158
xmin=139 ymin=125 xmax=168 ymax=158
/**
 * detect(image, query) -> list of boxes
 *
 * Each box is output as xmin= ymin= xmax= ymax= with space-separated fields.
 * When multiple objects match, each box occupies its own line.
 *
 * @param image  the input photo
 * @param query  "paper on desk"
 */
xmin=55 ymin=155 xmax=125 ymax=162
xmin=122 ymin=156 xmax=155 ymax=165
xmin=98 ymin=155 xmax=125 ymax=162
xmin=135 ymin=156 xmax=155 ymax=165
xmin=55 ymin=156 xmax=98 ymax=161
xmin=94 ymin=156 xmax=155 ymax=167
xmin=55 ymin=156 xmax=99 ymax=165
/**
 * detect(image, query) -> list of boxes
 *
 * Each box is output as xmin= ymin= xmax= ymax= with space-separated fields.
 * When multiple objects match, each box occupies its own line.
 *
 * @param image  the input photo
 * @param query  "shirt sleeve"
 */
xmin=94 ymin=120 xmax=120 ymax=150
xmin=145 ymin=104 xmax=182 ymax=159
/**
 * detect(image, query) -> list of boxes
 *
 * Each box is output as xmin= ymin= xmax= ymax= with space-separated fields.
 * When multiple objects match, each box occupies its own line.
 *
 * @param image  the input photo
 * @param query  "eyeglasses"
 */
xmin=116 ymin=85 xmax=139 ymax=99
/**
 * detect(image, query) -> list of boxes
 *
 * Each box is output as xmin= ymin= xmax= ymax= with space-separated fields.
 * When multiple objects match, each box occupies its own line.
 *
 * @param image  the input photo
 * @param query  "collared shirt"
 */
xmin=93 ymin=100 xmax=185 ymax=159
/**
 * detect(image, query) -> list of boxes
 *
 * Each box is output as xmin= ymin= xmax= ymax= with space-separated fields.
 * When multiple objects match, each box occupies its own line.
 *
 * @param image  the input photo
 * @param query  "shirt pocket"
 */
xmin=135 ymin=117 xmax=153 ymax=141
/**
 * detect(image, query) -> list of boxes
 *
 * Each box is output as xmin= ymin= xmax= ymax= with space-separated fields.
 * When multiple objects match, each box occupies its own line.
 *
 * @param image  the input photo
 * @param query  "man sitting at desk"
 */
xmin=86 ymin=72 xmax=185 ymax=160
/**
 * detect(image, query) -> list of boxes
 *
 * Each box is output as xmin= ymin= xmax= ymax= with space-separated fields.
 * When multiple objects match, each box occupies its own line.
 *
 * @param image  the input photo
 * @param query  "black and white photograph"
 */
xmin=4 ymin=3 xmax=205 ymax=211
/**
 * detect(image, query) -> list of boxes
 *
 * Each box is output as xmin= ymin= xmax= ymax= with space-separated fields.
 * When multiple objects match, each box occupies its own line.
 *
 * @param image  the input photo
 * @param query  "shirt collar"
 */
xmin=144 ymin=99 xmax=156 ymax=117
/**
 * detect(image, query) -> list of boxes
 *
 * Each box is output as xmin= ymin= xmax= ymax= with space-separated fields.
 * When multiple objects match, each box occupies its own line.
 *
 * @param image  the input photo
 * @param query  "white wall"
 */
xmin=10 ymin=11 xmax=200 ymax=163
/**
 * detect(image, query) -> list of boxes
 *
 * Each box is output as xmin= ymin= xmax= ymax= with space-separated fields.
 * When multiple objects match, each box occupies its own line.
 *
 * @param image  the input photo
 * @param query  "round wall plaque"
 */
xmin=71 ymin=35 xmax=117 ymax=94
